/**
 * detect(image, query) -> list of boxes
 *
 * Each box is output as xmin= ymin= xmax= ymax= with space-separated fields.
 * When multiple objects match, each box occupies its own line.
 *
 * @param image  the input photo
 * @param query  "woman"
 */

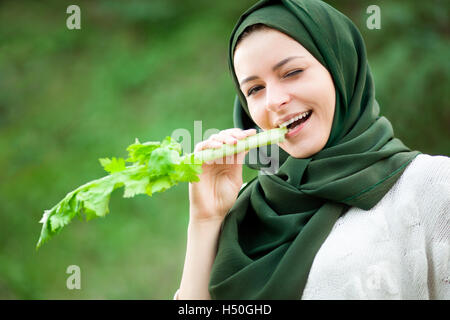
xmin=175 ymin=0 xmax=450 ymax=299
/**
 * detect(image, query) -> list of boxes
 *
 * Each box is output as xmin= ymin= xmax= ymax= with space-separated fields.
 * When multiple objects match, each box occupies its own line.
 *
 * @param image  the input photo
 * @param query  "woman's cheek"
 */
xmin=249 ymin=107 xmax=265 ymax=129
xmin=249 ymin=104 xmax=260 ymax=121
xmin=263 ymin=110 xmax=274 ymax=130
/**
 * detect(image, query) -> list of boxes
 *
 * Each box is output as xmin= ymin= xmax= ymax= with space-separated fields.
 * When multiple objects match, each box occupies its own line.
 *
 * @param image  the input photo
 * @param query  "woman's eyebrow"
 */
xmin=239 ymin=55 xmax=305 ymax=86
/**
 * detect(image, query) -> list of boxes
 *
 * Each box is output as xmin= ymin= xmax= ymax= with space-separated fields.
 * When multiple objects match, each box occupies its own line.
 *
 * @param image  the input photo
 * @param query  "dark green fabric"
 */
xmin=209 ymin=0 xmax=421 ymax=300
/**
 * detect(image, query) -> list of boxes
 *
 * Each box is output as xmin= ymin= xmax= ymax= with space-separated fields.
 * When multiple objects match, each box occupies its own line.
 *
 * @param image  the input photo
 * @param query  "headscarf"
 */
xmin=208 ymin=0 xmax=421 ymax=299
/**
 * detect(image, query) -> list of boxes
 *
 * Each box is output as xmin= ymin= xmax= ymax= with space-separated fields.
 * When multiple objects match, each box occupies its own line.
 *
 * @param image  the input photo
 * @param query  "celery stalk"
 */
xmin=188 ymin=127 xmax=287 ymax=163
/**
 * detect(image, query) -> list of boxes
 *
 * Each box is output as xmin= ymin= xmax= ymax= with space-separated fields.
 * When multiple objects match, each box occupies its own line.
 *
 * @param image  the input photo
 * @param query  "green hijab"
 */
xmin=209 ymin=0 xmax=421 ymax=299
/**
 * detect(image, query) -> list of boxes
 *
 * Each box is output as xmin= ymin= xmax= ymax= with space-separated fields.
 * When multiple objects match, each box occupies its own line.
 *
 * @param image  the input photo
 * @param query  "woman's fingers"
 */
xmin=194 ymin=140 xmax=223 ymax=153
xmin=221 ymin=128 xmax=247 ymax=139
xmin=223 ymin=128 xmax=256 ymax=138
xmin=210 ymin=133 xmax=236 ymax=145
xmin=210 ymin=128 xmax=256 ymax=144
xmin=193 ymin=128 xmax=258 ymax=163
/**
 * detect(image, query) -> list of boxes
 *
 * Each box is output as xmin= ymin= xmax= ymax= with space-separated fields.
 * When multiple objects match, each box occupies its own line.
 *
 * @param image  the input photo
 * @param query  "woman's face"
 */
xmin=233 ymin=28 xmax=336 ymax=158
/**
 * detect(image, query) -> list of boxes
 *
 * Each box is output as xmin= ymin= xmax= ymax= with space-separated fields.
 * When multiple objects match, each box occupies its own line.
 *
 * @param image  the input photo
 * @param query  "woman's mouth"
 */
xmin=280 ymin=110 xmax=312 ymax=138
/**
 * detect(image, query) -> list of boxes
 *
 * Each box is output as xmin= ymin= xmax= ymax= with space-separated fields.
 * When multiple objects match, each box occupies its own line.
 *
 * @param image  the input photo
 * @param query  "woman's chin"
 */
xmin=279 ymin=139 xmax=323 ymax=159
xmin=279 ymin=144 xmax=311 ymax=159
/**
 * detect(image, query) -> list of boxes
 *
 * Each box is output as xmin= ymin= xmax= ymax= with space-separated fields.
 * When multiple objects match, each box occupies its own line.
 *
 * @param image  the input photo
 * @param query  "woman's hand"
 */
xmin=188 ymin=128 xmax=257 ymax=223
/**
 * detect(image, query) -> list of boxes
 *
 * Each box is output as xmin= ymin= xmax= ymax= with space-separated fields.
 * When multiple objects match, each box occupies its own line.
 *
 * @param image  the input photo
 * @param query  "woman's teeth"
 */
xmin=278 ymin=110 xmax=312 ymax=128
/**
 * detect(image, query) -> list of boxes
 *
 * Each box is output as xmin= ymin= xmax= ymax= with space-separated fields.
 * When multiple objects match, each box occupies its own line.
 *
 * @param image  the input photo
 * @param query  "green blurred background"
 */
xmin=0 ymin=0 xmax=448 ymax=299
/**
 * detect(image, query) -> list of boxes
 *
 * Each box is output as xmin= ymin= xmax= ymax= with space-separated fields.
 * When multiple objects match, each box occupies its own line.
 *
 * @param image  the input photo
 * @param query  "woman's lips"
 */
xmin=285 ymin=111 xmax=312 ymax=138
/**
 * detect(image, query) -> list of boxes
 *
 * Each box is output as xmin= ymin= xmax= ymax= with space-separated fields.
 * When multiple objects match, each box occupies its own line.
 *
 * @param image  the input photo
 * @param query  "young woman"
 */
xmin=175 ymin=0 xmax=450 ymax=299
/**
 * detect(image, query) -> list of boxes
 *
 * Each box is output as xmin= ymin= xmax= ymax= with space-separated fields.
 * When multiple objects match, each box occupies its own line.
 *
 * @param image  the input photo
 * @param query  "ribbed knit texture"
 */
xmin=302 ymin=154 xmax=450 ymax=299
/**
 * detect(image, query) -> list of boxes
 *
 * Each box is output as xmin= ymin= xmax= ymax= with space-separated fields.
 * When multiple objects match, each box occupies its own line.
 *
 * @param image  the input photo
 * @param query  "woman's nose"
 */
xmin=265 ymin=83 xmax=291 ymax=112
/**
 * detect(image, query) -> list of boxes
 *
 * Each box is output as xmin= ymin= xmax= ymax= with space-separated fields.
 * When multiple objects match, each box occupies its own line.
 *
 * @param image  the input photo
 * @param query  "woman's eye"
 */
xmin=247 ymin=85 xmax=264 ymax=97
xmin=246 ymin=70 xmax=302 ymax=97
xmin=284 ymin=69 xmax=303 ymax=78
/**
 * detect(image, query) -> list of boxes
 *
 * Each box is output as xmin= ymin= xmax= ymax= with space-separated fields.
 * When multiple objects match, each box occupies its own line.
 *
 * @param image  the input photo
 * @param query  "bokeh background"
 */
xmin=0 ymin=0 xmax=448 ymax=299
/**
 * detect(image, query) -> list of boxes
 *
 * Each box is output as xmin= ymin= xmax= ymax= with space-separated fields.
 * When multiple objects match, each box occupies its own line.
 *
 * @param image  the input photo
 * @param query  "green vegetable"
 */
xmin=36 ymin=127 xmax=287 ymax=249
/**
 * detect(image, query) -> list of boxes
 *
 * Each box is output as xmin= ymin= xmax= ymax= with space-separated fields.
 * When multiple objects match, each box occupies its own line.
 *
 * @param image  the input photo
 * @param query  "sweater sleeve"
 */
xmin=418 ymin=155 xmax=450 ymax=299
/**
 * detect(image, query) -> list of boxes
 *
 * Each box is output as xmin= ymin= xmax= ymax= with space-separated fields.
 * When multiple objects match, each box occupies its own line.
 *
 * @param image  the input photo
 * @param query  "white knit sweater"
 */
xmin=302 ymin=153 xmax=450 ymax=299
xmin=174 ymin=154 xmax=450 ymax=300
